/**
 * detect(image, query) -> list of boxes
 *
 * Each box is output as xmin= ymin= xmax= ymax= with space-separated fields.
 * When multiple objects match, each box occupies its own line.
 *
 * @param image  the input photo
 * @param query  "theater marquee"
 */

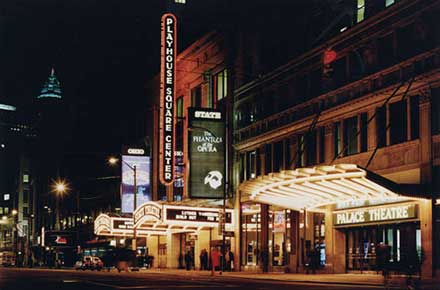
xmin=159 ymin=13 xmax=177 ymax=185
xmin=333 ymin=203 xmax=417 ymax=227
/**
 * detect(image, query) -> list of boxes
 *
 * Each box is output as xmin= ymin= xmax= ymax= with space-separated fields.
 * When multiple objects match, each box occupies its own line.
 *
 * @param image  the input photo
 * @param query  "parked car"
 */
xmin=91 ymin=256 xmax=103 ymax=271
xmin=75 ymin=256 xmax=103 ymax=270
xmin=74 ymin=260 xmax=84 ymax=270
xmin=0 ymin=252 xmax=16 ymax=267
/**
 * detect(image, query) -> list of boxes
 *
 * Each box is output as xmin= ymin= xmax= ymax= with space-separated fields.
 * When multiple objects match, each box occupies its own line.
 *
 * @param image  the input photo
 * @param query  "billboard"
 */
xmin=189 ymin=108 xmax=225 ymax=198
xmin=159 ymin=13 xmax=177 ymax=185
xmin=121 ymin=155 xmax=151 ymax=213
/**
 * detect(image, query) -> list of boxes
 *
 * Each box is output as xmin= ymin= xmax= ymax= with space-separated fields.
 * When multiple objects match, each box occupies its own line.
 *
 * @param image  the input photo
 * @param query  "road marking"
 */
xmin=62 ymin=280 xmax=80 ymax=283
xmin=83 ymin=280 xmax=237 ymax=289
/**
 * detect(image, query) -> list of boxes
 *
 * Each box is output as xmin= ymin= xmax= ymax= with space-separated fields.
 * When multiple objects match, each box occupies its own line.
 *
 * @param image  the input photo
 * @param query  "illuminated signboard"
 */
xmin=188 ymin=108 xmax=225 ymax=198
xmin=113 ymin=219 xmax=133 ymax=230
xmin=44 ymin=231 xmax=73 ymax=247
xmin=0 ymin=104 xmax=16 ymax=111
xmin=333 ymin=203 xmax=417 ymax=226
xmin=121 ymin=154 xmax=151 ymax=213
xmin=134 ymin=203 xmax=162 ymax=225
xmin=159 ymin=13 xmax=177 ymax=185
xmin=166 ymin=208 xmax=232 ymax=224
xmin=273 ymin=211 xmax=286 ymax=233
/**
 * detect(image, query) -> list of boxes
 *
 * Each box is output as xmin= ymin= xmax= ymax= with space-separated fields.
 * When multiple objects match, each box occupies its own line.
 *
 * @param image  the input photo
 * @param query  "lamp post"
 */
xmin=108 ymin=157 xmax=138 ymax=252
xmin=51 ymin=179 xmax=68 ymax=231
xmin=50 ymin=179 xmax=68 ymax=268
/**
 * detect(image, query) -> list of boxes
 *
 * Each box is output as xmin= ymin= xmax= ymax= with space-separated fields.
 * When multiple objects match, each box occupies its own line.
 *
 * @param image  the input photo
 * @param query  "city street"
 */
xmin=0 ymin=268 xmax=389 ymax=290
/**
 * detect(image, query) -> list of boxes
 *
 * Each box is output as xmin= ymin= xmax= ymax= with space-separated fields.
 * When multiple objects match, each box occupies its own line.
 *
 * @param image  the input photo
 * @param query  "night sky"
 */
xmin=0 ymin=0 xmax=310 ymax=184
xmin=1 ymin=0 xmax=240 ymax=149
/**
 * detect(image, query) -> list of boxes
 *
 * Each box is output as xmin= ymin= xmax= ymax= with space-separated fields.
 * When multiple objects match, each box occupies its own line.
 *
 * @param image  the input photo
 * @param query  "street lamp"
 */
xmin=51 ymin=179 xmax=69 ymax=231
xmin=108 ymin=157 xmax=138 ymax=252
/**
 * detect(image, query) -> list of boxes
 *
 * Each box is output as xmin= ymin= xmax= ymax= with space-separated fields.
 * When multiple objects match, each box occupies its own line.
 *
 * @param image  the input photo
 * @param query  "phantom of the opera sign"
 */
xmin=333 ymin=203 xmax=417 ymax=226
xmin=159 ymin=13 xmax=177 ymax=185
xmin=189 ymin=108 xmax=225 ymax=198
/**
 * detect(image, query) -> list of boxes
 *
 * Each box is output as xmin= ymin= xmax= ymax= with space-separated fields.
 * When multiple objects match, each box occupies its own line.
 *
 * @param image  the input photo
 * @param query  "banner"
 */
xmin=188 ymin=108 xmax=225 ymax=198
xmin=121 ymin=155 xmax=151 ymax=213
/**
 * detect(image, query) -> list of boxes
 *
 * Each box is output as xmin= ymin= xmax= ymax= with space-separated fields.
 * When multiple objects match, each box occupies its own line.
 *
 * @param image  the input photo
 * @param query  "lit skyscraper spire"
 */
xmin=37 ymin=67 xmax=62 ymax=99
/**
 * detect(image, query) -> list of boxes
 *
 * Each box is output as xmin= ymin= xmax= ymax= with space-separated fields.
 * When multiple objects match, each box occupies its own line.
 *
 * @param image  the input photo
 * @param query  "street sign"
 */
xmin=218 ymin=209 xmax=226 ymax=235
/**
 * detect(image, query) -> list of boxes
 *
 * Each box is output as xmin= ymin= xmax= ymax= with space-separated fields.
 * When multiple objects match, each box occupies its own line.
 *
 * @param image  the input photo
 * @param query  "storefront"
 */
xmin=238 ymin=164 xmax=431 ymax=276
xmin=95 ymin=201 xmax=235 ymax=269
xmin=334 ymin=201 xmax=421 ymax=272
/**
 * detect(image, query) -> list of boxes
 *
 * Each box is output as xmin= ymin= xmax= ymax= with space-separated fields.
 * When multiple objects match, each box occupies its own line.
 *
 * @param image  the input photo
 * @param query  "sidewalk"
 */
xmin=140 ymin=268 xmax=440 ymax=289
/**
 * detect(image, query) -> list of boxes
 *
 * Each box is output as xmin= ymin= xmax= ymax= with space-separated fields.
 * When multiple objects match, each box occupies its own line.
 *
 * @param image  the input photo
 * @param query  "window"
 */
xmin=265 ymin=144 xmax=272 ymax=174
xmin=214 ymin=69 xmax=228 ymax=102
xmin=241 ymin=204 xmax=261 ymax=266
xmin=334 ymin=122 xmax=343 ymax=158
xmin=191 ymin=86 xmax=202 ymax=107
xmin=306 ymin=131 xmax=317 ymax=166
xmin=333 ymin=57 xmax=347 ymax=88
xmin=176 ymin=96 xmax=184 ymax=118
xmin=3 ymin=194 xmax=9 ymax=201
xmin=344 ymin=117 xmax=358 ymax=155
xmin=389 ymin=100 xmax=407 ymax=145
xmin=385 ymin=0 xmax=395 ymax=7
xmin=357 ymin=0 xmax=365 ymax=23
xmin=240 ymin=153 xmax=246 ymax=182
xmin=273 ymin=141 xmax=283 ymax=172
xmin=298 ymin=135 xmax=306 ymax=167
xmin=410 ymin=96 xmax=419 ymax=140
xmin=378 ymin=33 xmax=395 ymax=68
xmin=360 ymin=113 xmax=368 ymax=152
xmin=0 ymin=207 xmax=3 ymax=215
xmin=432 ymin=88 xmax=440 ymax=135
xmin=376 ymin=107 xmax=386 ymax=148
xmin=23 ymin=174 xmax=29 ymax=183
xmin=284 ymin=138 xmax=291 ymax=169
xmin=4 ymin=207 xmax=8 ymax=214
xmin=319 ymin=127 xmax=325 ymax=163
xmin=23 ymin=190 xmax=28 ymax=203
xmin=23 ymin=207 xmax=28 ymax=217
xmin=397 ymin=23 xmax=418 ymax=60
xmin=247 ymin=151 xmax=257 ymax=179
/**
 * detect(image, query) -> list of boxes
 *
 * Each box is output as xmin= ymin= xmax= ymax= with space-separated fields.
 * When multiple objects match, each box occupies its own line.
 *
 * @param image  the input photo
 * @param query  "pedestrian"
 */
xmin=225 ymin=249 xmax=231 ymax=271
xmin=229 ymin=250 xmax=235 ymax=271
xmin=259 ymin=248 xmax=268 ymax=273
xmin=210 ymin=247 xmax=220 ymax=276
xmin=200 ymin=249 xmax=208 ymax=270
xmin=184 ymin=251 xmax=192 ymax=271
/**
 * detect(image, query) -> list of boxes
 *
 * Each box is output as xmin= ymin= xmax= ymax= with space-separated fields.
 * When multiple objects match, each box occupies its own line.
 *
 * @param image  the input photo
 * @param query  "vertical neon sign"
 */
xmin=160 ymin=13 xmax=176 ymax=185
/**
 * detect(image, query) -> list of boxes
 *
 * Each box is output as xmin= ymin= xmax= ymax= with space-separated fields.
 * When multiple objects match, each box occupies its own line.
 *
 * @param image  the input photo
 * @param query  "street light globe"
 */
xmin=56 ymin=183 xmax=66 ymax=193
xmin=51 ymin=179 xmax=69 ymax=196
xmin=108 ymin=157 xmax=119 ymax=165
xmin=2 ymin=216 xmax=7 ymax=221
xmin=11 ymin=209 xmax=18 ymax=216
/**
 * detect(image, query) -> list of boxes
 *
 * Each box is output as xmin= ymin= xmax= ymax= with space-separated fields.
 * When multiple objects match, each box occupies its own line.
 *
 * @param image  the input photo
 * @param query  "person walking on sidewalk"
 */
xmin=200 ymin=249 xmax=208 ymax=270
xmin=210 ymin=247 xmax=220 ymax=276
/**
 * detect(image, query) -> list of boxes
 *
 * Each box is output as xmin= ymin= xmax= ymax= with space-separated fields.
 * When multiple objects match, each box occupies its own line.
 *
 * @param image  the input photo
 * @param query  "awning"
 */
xmin=239 ymin=164 xmax=416 ymax=211
xmin=95 ymin=201 xmax=235 ymax=238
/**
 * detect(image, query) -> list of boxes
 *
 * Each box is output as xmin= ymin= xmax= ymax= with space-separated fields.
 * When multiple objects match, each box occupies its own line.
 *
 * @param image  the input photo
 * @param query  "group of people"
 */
xmin=183 ymin=247 xmax=235 ymax=275
xmin=209 ymin=247 xmax=235 ymax=275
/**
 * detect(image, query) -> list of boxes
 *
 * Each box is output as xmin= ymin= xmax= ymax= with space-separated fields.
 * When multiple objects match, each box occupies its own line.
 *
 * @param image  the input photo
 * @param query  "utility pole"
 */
xmin=132 ymin=165 xmax=137 ymax=252
xmin=76 ymin=191 xmax=80 ymax=256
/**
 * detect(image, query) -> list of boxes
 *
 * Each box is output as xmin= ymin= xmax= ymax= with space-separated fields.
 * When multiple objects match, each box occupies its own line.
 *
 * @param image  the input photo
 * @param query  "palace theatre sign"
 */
xmin=333 ymin=203 xmax=417 ymax=227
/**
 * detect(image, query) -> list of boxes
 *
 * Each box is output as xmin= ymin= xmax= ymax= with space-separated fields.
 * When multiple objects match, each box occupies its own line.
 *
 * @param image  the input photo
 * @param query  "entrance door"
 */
xmin=345 ymin=222 xmax=420 ymax=272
